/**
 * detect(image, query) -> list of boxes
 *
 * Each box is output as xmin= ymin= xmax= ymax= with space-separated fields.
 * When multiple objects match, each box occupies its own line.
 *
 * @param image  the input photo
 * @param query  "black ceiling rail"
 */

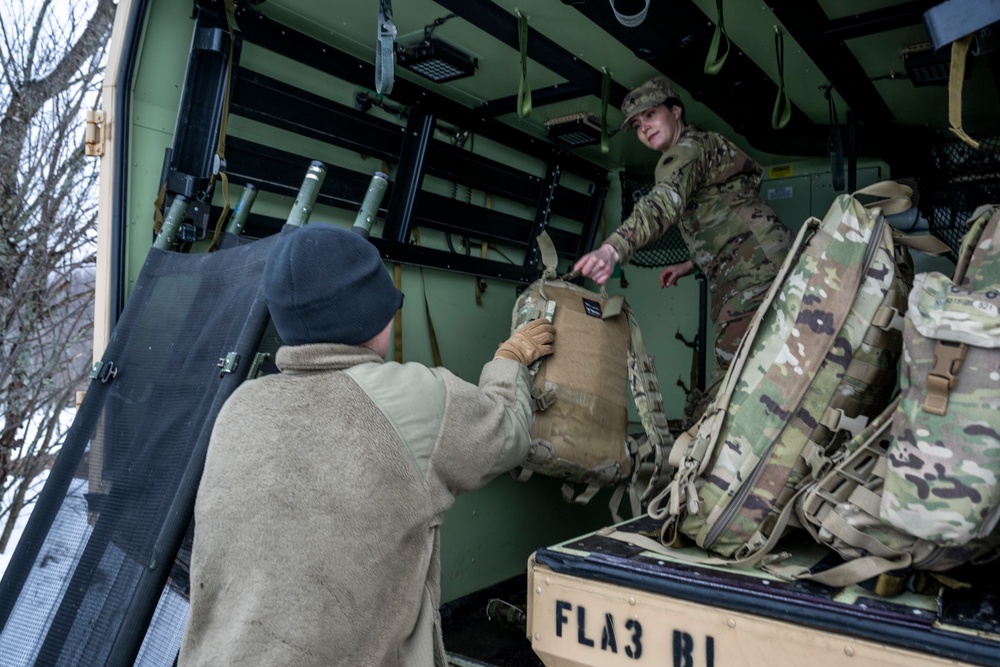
xmin=229 ymin=0 xmax=607 ymax=184
xmin=435 ymin=0 xmax=632 ymax=107
xmin=567 ymin=0 xmax=829 ymax=156
xmin=765 ymin=0 xmax=895 ymax=127
xmin=479 ymin=83 xmax=586 ymax=118
xmin=822 ymin=0 xmax=937 ymax=41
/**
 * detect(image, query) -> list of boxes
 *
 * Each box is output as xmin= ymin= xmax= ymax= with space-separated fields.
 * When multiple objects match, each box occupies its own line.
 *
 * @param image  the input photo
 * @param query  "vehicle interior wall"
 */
xmin=111 ymin=0 xmax=973 ymax=605
xmin=117 ymin=0 xmax=621 ymax=604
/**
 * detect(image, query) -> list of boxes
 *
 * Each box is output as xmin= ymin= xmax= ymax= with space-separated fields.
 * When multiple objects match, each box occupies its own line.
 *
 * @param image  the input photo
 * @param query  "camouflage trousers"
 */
xmin=681 ymin=287 xmax=767 ymax=429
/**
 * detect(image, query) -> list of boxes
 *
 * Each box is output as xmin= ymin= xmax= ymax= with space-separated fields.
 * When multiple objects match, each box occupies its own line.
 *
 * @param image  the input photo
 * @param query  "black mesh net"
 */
xmin=619 ymin=170 xmax=690 ymax=268
xmin=923 ymin=128 xmax=1000 ymax=260
xmin=0 ymin=231 xmax=280 ymax=666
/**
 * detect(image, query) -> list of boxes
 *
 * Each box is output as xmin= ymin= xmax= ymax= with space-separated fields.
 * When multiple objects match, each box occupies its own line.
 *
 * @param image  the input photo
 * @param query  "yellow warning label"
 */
xmin=768 ymin=165 xmax=793 ymax=179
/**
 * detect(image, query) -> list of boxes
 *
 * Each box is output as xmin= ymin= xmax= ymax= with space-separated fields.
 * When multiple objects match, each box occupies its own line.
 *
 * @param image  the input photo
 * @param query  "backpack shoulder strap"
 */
xmin=623 ymin=304 xmax=672 ymax=503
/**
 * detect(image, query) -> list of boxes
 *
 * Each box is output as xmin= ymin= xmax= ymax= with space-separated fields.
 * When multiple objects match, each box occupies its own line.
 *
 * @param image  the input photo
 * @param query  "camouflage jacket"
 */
xmin=606 ymin=126 xmax=791 ymax=322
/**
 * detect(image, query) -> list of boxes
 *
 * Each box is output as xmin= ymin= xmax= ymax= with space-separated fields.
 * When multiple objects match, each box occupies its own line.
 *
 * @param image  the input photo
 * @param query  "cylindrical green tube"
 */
xmin=286 ymin=161 xmax=328 ymax=228
xmin=225 ymin=183 xmax=258 ymax=236
xmin=153 ymin=195 xmax=190 ymax=250
xmin=351 ymin=171 xmax=389 ymax=239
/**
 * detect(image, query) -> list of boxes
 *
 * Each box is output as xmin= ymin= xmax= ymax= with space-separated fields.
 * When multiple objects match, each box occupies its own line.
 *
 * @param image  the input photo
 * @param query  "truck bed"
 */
xmin=526 ymin=515 xmax=1000 ymax=666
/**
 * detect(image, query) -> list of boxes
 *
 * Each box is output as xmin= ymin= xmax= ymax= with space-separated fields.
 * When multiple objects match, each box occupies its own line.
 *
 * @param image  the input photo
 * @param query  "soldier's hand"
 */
xmin=660 ymin=260 xmax=694 ymax=288
xmin=573 ymin=243 xmax=619 ymax=285
xmin=494 ymin=319 xmax=555 ymax=366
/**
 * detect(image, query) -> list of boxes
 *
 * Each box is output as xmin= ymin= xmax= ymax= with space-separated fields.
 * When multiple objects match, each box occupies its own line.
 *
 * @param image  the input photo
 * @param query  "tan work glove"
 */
xmin=494 ymin=319 xmax=555 ymax=366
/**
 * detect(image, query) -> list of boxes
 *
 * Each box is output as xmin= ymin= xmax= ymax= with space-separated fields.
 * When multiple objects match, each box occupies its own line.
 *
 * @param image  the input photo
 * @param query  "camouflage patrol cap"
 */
xmin=620 ymin=76 xmax=681 ymax=131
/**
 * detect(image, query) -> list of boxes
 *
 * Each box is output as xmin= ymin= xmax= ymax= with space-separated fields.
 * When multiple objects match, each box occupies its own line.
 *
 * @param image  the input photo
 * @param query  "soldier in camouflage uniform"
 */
xmin=575 ymin=76 xmax=791 ymax=425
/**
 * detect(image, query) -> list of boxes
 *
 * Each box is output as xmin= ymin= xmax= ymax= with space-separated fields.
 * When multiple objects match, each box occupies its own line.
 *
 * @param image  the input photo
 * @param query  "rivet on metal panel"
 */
xmin=535 ymin=587 xmax=542 ymax=594
xmin=844 ymin=646 xmax=855 ymax=657
xmin=727 ymin=618 xmax=736 ymax=628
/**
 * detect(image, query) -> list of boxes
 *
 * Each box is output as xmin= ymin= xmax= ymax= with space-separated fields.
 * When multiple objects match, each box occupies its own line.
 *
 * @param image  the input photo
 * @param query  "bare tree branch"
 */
xmin=0 ymin=0 xmax=114 ymax=553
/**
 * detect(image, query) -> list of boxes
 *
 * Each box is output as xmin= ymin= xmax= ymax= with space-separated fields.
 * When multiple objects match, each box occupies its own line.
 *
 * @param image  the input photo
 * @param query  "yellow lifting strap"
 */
xmin=771 ymin=26 xmax=791 ymax=130
xmin=948 ymin=34 xmax=979 ymax=149
xmin=417 ymin=230 xmax=443 ymax=367
xmin=704 ymin=0 xmax=730 ymax=75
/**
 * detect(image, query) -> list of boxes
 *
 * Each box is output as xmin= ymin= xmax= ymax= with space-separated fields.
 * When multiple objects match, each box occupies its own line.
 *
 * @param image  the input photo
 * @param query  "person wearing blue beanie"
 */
xmin=181 ymin=223 xmax=555 ymax=666
xmin=261 ymin=224 xmax=404 ymax=346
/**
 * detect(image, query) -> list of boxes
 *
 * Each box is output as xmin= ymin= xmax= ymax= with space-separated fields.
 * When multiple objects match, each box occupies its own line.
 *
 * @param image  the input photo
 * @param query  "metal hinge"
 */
xmin=85 ymin=109 xmax=106 ymax=157
xmin=217 ymin=352 xmax=240 ymax=378
xmin=89 ymin=360 xmax=118 ymax=383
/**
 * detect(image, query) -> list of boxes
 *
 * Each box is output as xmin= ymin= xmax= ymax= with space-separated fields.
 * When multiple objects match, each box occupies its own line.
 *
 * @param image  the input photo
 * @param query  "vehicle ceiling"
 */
xmin=254 ymin=0 xmax=999 ymax=176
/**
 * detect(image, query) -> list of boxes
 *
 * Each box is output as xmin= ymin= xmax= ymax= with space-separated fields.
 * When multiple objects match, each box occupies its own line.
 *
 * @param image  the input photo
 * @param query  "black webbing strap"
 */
xmin=376 ymin=0 xmax=396 ymax=95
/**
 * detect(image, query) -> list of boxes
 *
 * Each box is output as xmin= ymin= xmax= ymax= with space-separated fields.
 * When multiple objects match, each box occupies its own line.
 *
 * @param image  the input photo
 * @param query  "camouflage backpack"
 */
xmin=793 ymin=204 xmax=1000 ymax=587
xmin=642 ymin=182 xmax=937 ymax=565
xmin=509 ymin=232 xmax=673 ymax=517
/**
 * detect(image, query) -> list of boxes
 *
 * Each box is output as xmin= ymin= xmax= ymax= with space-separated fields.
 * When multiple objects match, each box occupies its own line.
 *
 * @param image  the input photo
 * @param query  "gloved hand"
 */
xmin=494 ymin=319 xmax=555 ymax=366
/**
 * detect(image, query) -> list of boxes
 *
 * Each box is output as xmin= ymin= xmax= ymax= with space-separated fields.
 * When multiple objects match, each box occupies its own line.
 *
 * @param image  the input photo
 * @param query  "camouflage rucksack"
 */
xmin=644 ymin=182 xmax=931 ymax=565
xmin=793 ymin=204 xmax=1000 ymax=586
xmin=509 ymin=232 xmax=672 ymax=517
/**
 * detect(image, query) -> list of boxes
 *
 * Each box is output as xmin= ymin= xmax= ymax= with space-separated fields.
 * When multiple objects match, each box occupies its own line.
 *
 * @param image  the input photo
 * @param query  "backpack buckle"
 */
xmin=923 ymin=340 xmax=967 ymax=415
xmin=531 ymin=387 xmax=556 ymax=411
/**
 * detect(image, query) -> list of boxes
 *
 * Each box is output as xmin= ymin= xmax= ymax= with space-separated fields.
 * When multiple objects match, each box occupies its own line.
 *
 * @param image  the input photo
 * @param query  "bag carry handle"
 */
xmin=853 ymin=180 xmax=912 ymax=216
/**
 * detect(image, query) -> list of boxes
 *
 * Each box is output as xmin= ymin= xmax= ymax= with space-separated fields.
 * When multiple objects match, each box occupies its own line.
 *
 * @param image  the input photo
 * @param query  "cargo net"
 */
xmin=0 ymin=231 xmax=279 ymax=666
xmin=620 ymin=170 xmax=690 ymax=268
xmin=922 ymin=128 xmax=1000 ymax=260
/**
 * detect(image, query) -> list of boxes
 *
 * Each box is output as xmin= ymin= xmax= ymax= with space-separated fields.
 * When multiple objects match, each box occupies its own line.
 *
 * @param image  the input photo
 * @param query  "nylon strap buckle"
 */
xmin=923 ymin=340 xmax=967 ymax=415
xmin=531 ymin=387 xmax=556 ymax=412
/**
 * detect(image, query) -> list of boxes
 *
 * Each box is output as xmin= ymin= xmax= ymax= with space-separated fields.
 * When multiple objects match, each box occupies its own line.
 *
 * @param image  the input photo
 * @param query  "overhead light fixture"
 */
xmin=396 ymin=14 xmax=478 ymax=83
xmin=900 ymin=43 xmax=972 ymax=87
xmin=546 ymin=113 xmax=603 ymax=147
xmin=397 ymin=38 xmax=478 ymax=82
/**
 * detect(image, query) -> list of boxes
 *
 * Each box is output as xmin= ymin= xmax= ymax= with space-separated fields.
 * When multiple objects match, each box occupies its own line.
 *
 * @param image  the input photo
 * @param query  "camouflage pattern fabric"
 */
xmin=790 ymin=205 xmax=1000 ymax=587
xmin=652 ymin=193 xmax=911 ymax=562
xmin=603 ymin=126 xmax=791 ymax=416
xmin=881 ymin=212 xmax=1000 ymax=546
xmin=509 ymin=275 xmax=672 ymax=509
xmin=793 ymin=398 xmax=999 ymax=588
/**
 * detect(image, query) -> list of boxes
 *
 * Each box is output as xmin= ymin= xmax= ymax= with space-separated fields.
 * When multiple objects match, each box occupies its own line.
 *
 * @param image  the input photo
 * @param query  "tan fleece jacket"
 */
xmin=178 ymin=344 xmax=533 ymax=666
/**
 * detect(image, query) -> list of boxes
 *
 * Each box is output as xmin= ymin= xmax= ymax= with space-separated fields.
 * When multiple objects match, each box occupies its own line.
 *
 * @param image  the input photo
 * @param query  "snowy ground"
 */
xmin=0 ymin=472 xmax=46 ymax=577
xmin=0 ymin=471 xmax=189 ymax=666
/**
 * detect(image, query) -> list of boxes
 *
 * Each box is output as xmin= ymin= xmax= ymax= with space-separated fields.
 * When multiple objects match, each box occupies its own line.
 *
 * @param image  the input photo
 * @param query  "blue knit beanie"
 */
xmin=262 ymin=224 xmax=403 ymax=346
